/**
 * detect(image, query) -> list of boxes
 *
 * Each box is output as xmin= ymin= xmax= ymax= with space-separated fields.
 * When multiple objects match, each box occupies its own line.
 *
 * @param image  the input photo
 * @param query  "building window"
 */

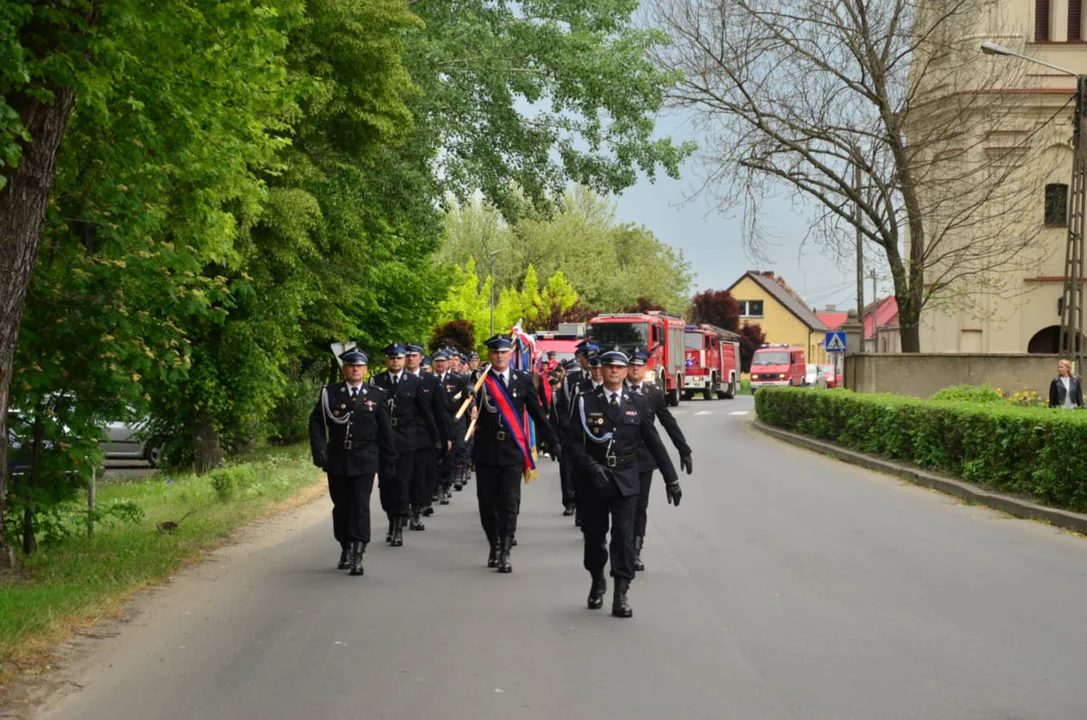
xmin=1072 ymin=0 xmax=1083 ymax=40
xmin=738 ymin=300 xmax=764 ymax=317
xmin=1045 ymin=183 xmax=1068 ymax=226
xmin=1036 ymin=0 xmax=1051 ymax=41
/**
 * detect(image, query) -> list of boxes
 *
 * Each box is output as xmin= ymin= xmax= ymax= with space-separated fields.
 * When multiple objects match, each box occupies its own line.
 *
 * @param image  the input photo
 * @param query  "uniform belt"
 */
xmin=602 ymin=452 xmax=638 ymax=468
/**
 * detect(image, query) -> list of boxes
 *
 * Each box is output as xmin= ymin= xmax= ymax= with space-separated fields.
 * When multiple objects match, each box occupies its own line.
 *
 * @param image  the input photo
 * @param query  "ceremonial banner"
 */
xmin=484 ymin=373 xmax=538 ymax=482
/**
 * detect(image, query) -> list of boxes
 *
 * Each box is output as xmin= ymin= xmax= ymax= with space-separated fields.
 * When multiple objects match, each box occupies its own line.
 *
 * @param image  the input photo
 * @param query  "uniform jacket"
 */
xmin=1049 ymin=376 xmax=1084 ymax=408
xmin=436 ymin=370 xmax=471 ymax=446
xmin=471 ymin=368 xmax=559 ymax=467
xmin=565 ymin=386 xmax=678 ymax=497
xmin=309 ymin=382 xmax=397 ymax=476
xmin=626 ymin=380 xmax=691 ymax=469
xmin=554 ymin=370 xmax=593 ymax=431
xmin=413 ymin=370 xmax=451 ymax=446
xmin=369 ymin=371 xmax=440 ymax=452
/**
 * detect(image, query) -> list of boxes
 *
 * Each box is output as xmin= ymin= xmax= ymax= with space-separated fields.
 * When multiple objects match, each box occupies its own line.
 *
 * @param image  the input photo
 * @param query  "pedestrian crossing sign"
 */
xmin=825 ymin=331 xmax=846 ymax=353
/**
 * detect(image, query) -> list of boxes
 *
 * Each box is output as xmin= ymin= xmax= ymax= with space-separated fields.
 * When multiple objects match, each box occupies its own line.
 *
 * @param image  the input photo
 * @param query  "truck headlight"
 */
xmin=645 ymin=370 xmax=656 ymax=383
xmin=778 ymin=373 xmax=786 ymax=379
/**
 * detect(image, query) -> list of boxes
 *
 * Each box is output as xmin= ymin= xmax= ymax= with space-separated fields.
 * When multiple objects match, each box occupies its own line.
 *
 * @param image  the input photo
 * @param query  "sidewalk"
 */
xmin=752 ymin=420 xmax=1087 ymax=536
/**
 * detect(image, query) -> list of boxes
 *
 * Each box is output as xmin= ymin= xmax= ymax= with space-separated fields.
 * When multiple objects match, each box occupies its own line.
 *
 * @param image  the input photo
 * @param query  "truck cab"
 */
xmin=749 ymin=344 xmax=806 ymax=392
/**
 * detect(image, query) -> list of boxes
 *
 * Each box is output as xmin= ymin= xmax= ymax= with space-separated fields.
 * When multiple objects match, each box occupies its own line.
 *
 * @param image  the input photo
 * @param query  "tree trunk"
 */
xmin=0 ymin=87 xmax=78 ymax=562
xmin=192 ymin=418 xmax=224 ymax=474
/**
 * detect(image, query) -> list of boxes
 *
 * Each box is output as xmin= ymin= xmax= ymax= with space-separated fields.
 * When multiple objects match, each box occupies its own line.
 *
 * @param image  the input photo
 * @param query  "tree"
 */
xmin=739 ymin=322 xmax=767 ymax=373
xmin=526 ymin=271 xmax=580 ymax=332
xmin=620 ymin=297 xmax=668 ymax=313
xmin=689 ymin=290 xmax=740 ymax=332
xmin=429 ymin=320 xmax=476 ymax=354
xmin=652 ymin=0 xmax=1046 ymax=352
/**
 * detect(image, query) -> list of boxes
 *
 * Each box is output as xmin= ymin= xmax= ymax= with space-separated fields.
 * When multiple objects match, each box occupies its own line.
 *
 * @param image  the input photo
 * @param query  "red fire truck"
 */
xmin=588 ymin=311 xmax=687 ymax=405
xmin=682 ymin=324 xmax=741 ymax=400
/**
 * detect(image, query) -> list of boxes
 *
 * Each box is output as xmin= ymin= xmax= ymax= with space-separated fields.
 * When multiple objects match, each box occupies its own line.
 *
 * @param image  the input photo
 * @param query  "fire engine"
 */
xmin=682 ymin=324 xmax=740 ymax=400
xmin=588 ymin=311 xmax=687 ymax=405
xmin=749 ymin=344 xmax=806 ymax=392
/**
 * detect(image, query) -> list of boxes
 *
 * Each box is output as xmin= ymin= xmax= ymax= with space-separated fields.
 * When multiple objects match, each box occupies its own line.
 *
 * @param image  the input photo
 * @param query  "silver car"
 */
xmin=100 ymin=413 xmax=162 ymax=466
xmin=804 ymin=364 xmax=827 ymax=389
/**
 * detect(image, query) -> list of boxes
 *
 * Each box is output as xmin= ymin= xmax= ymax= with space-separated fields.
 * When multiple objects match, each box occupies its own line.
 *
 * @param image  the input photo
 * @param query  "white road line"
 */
xmin=729 ymin=410 xmax=750 ymax=416
xmin=694 ymin=410 xmax=714 ymax=416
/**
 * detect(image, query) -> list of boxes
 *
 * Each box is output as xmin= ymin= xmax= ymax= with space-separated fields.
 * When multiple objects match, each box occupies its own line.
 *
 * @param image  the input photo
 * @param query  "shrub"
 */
xmin=930 ymin=384 xmax=1003 ymax=404
xmin=756 ymin=387 xmax=1087 ymax=511
xmin=208 ymin=465 xmax=257 ymax=503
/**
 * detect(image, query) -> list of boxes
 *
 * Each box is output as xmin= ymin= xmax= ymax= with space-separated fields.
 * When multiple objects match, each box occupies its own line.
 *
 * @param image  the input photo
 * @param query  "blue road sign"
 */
xmin=825 ymin=331 xmax=846 ymax=353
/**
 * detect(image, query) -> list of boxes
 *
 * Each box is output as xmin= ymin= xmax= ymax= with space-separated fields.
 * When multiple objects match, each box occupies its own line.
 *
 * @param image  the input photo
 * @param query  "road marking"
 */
xmin=694 ymin=410 xmax=714 ymax=416
xmin=729 ymin=411 xmax=750 ymax=416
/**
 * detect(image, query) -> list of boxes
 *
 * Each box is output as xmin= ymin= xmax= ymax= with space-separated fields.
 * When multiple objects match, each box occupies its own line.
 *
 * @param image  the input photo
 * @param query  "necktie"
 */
xmin=496 ymin=372 xmax=507 ymax=389
xmin=391 ymin=374 xmax=399 ymax=391
xmin=350 ymin=386 xmax=359 ymax=401
xmin=610 ymin=393 xmax=619 ymax=407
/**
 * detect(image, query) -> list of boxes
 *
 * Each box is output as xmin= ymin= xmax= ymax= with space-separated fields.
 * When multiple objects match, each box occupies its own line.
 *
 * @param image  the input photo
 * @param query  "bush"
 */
xmin=756 ymin=387 xmax=1087 ymax=511
xmin=930 ymin=384 xmax=1003 ymax=404
xmin=208 ymin=465 xmax=258 ymax=503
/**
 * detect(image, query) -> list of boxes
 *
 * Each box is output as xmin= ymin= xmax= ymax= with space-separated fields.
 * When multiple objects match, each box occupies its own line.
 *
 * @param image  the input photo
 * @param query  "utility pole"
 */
xmin=855 ymin=147 xmax=865 ymax=342
xmin=870 ymin=269 xmax=878 ymax=353
xmin=488 ymin=249 xmax=500 ymax=337
xmin=1060 ymin=76 xmax=1087 ymax=373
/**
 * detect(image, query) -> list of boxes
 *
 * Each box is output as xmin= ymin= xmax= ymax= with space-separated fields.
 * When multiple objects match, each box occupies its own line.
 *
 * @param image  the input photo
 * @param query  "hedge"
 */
xmin=755 ymin=387 xmax=1087 ymax=511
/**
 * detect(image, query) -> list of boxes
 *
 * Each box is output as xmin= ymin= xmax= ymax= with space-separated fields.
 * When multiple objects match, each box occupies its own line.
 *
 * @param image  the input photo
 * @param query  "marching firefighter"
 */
xmin=564 ymin=350 xmax=681 ymax=618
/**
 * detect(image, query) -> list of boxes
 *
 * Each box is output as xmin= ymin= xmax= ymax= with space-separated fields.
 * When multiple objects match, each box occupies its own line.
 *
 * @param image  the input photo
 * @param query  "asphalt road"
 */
xmin=38 ymin=394 xmax=1087 ymax=719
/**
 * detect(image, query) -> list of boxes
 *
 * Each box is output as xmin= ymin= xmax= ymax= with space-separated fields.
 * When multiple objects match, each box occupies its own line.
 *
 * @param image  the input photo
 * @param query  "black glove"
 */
xmin=550 ymin=445 xmax=562 ymax=462
xmin=680 ymin=455 xmax=693 ymax=475
xmin=666 ymin=480 xmax=682 ymax=506
xmin=591 ymin=464 xmax=611 ymax=491
xmin=313 ymin=449 xmax=327 ymax=470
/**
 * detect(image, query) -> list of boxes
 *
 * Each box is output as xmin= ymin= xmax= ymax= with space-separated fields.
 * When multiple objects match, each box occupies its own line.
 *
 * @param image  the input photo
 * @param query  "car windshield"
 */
xmin=753 ymin=351 xmax=789 ymax=365
xmin=819 ymin=365 xmax=835 ymax=374
xmin=684 ymin=332 xmax=702 ymax=350
xmin=590 ymin=322 xmax=649 ymax=354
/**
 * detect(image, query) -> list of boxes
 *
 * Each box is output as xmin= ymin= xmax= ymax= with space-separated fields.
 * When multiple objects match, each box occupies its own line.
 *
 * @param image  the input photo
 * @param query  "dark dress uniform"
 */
xmin=565 ymin=352 xmax=680 ymax=617
xmin=407 ymin=350 xmax=451 ymax=524
xmin=471 ymin=338 xmax=560 ymax=573
xmin=436 ymin=363 xmax=470 ymax=496
xmin=370 ymin=358 xmax=440 ymax=546
xmin=554 ymin=365 xmax=593 ymax=515
xmin=309 ymin=351 xmax=397 ymax=576
xmin=626 ymin=372 xmax=691 ymax=570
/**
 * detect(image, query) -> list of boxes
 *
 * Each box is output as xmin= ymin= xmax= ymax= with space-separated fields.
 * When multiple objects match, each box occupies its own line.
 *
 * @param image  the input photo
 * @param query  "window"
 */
xmin=1045 ymin=183 xmax=1068 ymax=226
xmin=738 ymin=300 xmax=764 ymax=317
xmin=1071 ymin=0 xmax=1082 ymax=40
xmin=1036 ymin=0 xmax=1051 ymax=41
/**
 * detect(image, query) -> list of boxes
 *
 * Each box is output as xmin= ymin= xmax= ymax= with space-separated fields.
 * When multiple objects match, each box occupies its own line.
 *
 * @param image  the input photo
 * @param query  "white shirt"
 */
xmin=1062 ymin=376 xmax=1075 ymax=409
xmin=491 ymin=369 xmax=510 ymax=386
xmin=606 ymin=389 xmax=623 ymax=405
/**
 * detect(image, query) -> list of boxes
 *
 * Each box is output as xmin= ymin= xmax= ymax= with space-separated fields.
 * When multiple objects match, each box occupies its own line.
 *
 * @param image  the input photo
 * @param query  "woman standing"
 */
xmin=1048 ymin=359 xmax=1083 ymax=409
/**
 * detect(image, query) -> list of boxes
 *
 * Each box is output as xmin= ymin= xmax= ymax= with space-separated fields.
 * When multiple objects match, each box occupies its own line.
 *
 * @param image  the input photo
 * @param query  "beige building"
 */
xmin=917 ymin=0 xmax=1085 ymax=353
xmin=726 ymin=271 xmax=829 ymax=364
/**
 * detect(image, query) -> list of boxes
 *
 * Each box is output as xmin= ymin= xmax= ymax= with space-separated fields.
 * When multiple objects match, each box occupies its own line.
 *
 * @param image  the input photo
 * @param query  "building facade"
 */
xmin=727 ymin=271 xmax=829 ymax=364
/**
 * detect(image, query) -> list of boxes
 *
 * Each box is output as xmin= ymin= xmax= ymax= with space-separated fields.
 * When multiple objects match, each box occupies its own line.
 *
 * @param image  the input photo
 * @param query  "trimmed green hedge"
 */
xmin=755 ymin=387 xmax=1087 ymax=511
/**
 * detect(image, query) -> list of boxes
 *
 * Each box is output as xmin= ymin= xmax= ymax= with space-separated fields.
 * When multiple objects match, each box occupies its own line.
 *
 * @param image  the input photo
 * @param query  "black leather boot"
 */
xmin=385 ymin=520 xmax=394 ymax=544
xmin=409 ymin=512 xmax=426 ymax=531
xmin=487 ymin=540 xmax=498 ymax=568
xmin=439 ymin=489 xmax=451 ymax=505
xmin=612 ymin=578 xmax=633 ymax=618
xmin=496 ymin=537 xmax=513 ymax=573
xmin=422 ymin=505 xmax=435 ymax=517
xmin=391 ymin=517 xmax=404 ymax=547
xmin=563 ymin=504 xmax=575 ymax=516
xmin=349 ymin=541 xmax=365 ymax=576
xmin=337 ymin=543 xmax=351 ymax=570
xmin=587 ymin=574 xmax=607 ymax=610
xmin=634 ymin=536 xmax=645 ymax=572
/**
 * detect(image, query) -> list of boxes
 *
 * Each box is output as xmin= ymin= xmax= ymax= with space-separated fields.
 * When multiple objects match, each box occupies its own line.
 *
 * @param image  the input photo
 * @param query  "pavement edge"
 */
xmin=751 ymin=420 xmax=1087 ymax=536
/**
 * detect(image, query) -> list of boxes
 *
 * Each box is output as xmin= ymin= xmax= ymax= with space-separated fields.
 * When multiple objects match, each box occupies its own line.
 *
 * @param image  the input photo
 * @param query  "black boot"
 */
xmin=439 ymin=489 xmax=451 ymax=505
xmin=612 ymin=578 xmax=633 ymax=618
xmin=409 ymin=512 xmax=426 ymax=531
xmin=391 ymin=517 xmax=404 ymax=547
xmin=496 ymin=536 xmax=513 ymax=573
xmin=587 ymin=573 xmax=607 ymax=610
xmin=337 ymin=543 xmax=351 ymax=570
xmin=487 ymin=540 xmax=498 ymax=568
xmin=511 ymin=536 xmax=518 ymax=547
xmin=422 ymin=505 xmax=435 ymax=517
xmin=385 ymin=520 xmax=394 ymax=544
xmin=349 ymin=541 xmax=365 ymax=576
xmin=574 ymin=506 xmax=581 ymax=527
xmin=562 ymin=504 xmax=575 ymax=516
xmin=634 ymin=536 xmax=645 ymax=572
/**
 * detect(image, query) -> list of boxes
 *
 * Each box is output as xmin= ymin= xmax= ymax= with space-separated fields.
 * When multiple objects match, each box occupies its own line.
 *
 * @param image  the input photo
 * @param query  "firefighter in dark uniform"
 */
xmin=469 ymin=335 xmax=561 ymax=573
xmin=553 ymin=342 xmax=598 ymax=518
xmin=626 ymin=349 xmax=693 ymax=571
xmin=433 ymin=349 xmax=469 ymax=502
xmin=405 ymin=343 xmax=451 ymax=524
xmin=309 ymin=348 xmax=397 ymax=576
xmin=369 ymin=343 xmax=440 ymax=546
xmin=565 ymin=350 xmax=682 ymax=618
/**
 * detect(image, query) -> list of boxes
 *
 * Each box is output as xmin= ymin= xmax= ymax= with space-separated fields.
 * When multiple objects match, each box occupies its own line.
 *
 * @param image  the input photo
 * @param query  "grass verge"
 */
xmin=0 ymin=443 xmax=323 ymax=677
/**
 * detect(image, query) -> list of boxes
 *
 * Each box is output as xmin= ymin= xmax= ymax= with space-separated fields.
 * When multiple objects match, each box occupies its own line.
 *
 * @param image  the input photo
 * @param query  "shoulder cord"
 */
xmin=321 ymin=387 xmax=351 ymax=426
xmin=577 ymin=394 xmax=613 ymax=445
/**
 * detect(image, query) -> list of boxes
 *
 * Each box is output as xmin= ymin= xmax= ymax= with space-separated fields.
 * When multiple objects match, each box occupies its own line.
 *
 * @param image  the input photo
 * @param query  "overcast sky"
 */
xmin=613 ymin=109 xmax=874 ymax=314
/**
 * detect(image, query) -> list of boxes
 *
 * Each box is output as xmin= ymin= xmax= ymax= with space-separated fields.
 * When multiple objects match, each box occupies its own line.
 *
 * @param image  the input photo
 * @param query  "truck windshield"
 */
xmin=752 ymin=351 xmax=789 ymax=365
xmin=590 ymin=322 xmax=649 ymax=353
xmin=684 ymin=332 xmax=702 ymax=350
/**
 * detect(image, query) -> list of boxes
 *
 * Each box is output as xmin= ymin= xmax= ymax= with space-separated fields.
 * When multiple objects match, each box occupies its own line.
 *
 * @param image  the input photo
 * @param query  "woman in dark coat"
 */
xmin=1048 ymin=359 xmax=1083 ymax=409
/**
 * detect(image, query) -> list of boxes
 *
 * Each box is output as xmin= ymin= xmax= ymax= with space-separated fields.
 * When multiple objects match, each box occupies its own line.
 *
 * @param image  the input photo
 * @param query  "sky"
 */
xmin=612 ymin=109 xmax=874 ymax=315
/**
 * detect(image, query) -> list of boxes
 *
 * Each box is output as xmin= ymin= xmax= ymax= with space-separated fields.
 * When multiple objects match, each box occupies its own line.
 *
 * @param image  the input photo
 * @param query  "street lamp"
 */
xmin=488 ymin=249 xmax=500 ymax=336
xmin=981 ymin=42 xmax=1086 ymax=371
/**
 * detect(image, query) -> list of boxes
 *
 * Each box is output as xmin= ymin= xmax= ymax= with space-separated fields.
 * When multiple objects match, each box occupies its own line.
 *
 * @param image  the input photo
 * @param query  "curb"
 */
xmin=751 ymin=420 xmax=1087 ymax=536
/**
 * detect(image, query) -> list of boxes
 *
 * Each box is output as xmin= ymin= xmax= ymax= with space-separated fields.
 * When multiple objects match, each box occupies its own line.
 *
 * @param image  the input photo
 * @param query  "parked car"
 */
xmin=804 ymin=364 xmax=827 ymax=388
xmin=100 ymin=412 xmax=162 ymax=466
xmin=818 ymin=364 xmax=841 ymax=388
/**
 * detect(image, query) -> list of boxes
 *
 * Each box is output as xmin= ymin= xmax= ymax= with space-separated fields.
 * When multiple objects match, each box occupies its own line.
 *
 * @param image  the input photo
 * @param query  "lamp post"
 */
xmin=981 ymin=42 xmax=1086 ymax=372
xmin=488 ymin=249 xmax=500 ymax=336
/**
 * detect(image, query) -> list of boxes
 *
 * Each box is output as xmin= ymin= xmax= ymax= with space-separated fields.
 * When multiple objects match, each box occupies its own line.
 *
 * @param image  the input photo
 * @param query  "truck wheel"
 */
xmin=703 ymin=375 xmax=714 ymax=401
xmin=667 ymin=383 xmax=681 ymax=406
xmin=721 ymin=377 xmax=736 ymax=400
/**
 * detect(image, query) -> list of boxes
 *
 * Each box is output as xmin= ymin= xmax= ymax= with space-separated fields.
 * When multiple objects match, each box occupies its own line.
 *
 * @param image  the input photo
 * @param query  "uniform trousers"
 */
xmin=328 ymin=473 xmax=375 ymax=545
xmin=378 ymin=450 xmax=415 ymax=521
xmin=559 ymin=450 xmax=577 ymax=508
xmin=578 ymin=486 xmax=639 ymax=581
xmin=634 ymin=467 xmax=654 ymax=538
xmin=475 ymin=463 xmax=523 ymax=544
xmin=438 ymin=440 xmax=466 ymax=491
xmin=412 ymin=446 xmax=437 ymax=510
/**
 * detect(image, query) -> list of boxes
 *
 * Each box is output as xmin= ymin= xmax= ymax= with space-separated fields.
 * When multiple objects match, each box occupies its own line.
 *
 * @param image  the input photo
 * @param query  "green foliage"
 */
xmin=929 ymin=385 xmax=1004 ymax=404
xmin=756 ymin=388 xmax=1087 ymax=511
